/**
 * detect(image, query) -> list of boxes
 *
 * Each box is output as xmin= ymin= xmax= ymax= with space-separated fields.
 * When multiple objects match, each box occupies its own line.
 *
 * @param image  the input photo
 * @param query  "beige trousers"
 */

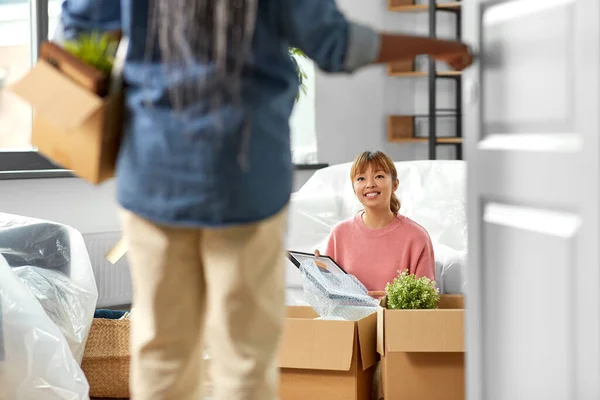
xmin=120 ymin=208 xmax=288 ymax=400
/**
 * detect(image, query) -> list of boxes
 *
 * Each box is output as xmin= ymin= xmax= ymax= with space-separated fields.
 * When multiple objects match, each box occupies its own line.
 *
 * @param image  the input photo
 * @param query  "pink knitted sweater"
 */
xmin=325 ymin=212 xmax=436 ymax=291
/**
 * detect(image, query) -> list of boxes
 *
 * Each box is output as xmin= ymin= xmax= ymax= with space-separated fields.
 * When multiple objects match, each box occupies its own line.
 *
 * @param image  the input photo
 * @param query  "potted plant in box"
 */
xmin=377 ymin=271 xmax=465 ymax=400
xmin=9 ymin=31 xmax=126 ymax=185
xmin=63 ymin=32 xmax=119 ymax=84
xmin=385 ymin=269 xmax=440 ymax=310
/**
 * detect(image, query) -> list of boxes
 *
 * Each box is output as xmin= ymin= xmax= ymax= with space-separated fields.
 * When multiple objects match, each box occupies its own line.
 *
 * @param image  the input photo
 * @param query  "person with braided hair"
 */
xmin=58 ymin=1 xmax=472 ymax=399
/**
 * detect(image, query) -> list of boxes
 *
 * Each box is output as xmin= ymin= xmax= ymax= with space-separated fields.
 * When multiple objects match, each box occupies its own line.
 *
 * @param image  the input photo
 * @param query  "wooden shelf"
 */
xmin=388 ymin=1 xmax=461 ymax=12
xmin=413 ymin=113 xmax=459 ymax=118
xmin=389 ymin=137 xmax=463 ymax=144
xmin=387 ymin=115 xmax=461 ymax=144
xmin=385 ymin=1 xmax=464 ymax=159
xmin=388 ymin=69 xmax=462 ymax=77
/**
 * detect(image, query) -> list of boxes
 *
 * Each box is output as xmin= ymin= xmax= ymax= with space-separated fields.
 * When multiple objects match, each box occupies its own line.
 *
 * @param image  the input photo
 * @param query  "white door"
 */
xmin=464 ymin=0 xmax=600 ymax=399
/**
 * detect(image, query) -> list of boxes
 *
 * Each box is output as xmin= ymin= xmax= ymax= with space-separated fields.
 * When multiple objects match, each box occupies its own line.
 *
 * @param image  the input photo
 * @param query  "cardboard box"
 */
xmin=279 ymin=306 xmax=378 ymax=400
xmin=377 ymin=295 xmax=465 ymax=400
xmin=10 ymin=59 xmax=123 ymax=184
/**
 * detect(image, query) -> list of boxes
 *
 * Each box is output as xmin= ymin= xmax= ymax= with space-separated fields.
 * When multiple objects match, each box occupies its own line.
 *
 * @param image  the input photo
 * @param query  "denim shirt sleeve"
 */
xmin=275 ymin=0 xmax=380 ymax=73
xmin=57 ymin=0 xmax=122 ymax=41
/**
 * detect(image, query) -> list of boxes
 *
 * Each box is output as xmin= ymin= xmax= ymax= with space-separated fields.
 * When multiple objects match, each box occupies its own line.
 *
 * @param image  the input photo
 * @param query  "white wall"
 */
xmin=316 ymin=0 xmax=458 ymax=165
xmin=0 ymin=178 xmax=119 ymax=232
xmin=0 ymin=170 xmax=314 ymax=232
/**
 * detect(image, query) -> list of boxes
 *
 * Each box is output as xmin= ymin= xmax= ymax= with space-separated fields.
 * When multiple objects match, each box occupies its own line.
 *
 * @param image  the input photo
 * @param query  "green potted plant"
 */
xmin=63 ymin=32 xmax=118 ymax=78
xmin=289 ymin=47 xmax=308 ymax=102
xmin=378 ymin=271 xmax=464 ymax=399
xmin=385 ymin=269 xmax=440 ymax=309
xmin=10 ymin=31 xmax=126 ymax=184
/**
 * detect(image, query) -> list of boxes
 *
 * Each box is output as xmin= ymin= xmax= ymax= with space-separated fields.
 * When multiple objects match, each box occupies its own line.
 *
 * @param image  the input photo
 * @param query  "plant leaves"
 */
xmin=385 ymin=270 xmax=440 ymax=310
xmin=289 ymin=47 xmax=308 ymax=103
xmin=64 ymin=31 xmax=118 ymax=76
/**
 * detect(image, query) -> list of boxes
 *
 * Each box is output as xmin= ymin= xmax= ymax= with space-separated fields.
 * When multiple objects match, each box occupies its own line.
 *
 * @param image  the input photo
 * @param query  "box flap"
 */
xmin=9 ymin=60 xmax=103 ymax=129
xmin=286 ymin=306 xmax=319 ymax=319
xmin=279 ymin=315 xmax=356 ymax=371
xmin=385 ymin=309 xmax=464 ymax=352
xmin=377 ymin=302 xmax=386 ymax=356
xmin=356 ymin=312 xmax=378 ymax=370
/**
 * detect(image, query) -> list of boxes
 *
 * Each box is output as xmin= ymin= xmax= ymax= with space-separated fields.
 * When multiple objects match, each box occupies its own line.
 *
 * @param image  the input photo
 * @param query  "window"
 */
xmin=0 ymin=0 xmax=64 ymax=173
xmin=0 ymin=1 xmax=320 ymax=174
xmin=0 ymin=0 xmax=34 ymax=150
xmin=289 ymin=54 xmax=318 ymax=165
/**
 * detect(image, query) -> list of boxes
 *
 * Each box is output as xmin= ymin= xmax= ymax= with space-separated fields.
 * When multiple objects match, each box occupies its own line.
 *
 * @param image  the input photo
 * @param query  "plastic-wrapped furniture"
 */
xmin=286 ymin=160 xmax=467 ymax=294
xmin=0 ymin=213 xmax=98 ymax=362
xmin=0 ymin=254 xmax=90 ymax=400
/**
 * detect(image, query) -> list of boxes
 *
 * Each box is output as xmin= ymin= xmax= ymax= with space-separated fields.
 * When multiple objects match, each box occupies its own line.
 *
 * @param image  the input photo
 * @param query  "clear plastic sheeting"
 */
xmin=0 ymin=255 xmax=90 ymax=400
xmin=434 ymin=244 xmax=467 ymax=294
xmin=0 ymin=213 xmax=98 ymax=363
xmin=13 ymin=266 xmax=98 ymax=364
xmin=288 ymin=160 xmax=468 ymax=294
xmin=299 ymin=259 xmax=378 ymax=320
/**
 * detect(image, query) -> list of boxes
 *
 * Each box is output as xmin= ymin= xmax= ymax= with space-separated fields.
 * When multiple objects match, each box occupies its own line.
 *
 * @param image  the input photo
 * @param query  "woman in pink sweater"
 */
xmin=317 ymin=151 xmax=436 ymax=293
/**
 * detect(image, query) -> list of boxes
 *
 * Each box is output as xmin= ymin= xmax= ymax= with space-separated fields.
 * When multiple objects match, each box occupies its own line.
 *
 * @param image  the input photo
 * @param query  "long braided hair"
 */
xmin=146 ymin=0 xmax=257 ymax=107
xmin=145 ymin=0 xmax=258 ymax=166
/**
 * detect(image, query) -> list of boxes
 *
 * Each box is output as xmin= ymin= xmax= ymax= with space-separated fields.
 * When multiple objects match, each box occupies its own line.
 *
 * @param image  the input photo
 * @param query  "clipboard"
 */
xmin=287 ymin=251 xmax=374 ymax=304
xmin=286 ymin=251 xmax=348 ymax=275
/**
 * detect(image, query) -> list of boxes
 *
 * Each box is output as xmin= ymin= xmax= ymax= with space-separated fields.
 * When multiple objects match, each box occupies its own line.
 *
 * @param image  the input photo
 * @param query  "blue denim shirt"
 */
xmin=59 ymin=0 xmax=380 ymax=227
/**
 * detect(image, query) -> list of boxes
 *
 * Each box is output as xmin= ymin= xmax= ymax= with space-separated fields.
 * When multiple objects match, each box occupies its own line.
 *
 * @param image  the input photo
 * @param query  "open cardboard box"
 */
xmin=377 ymin=294 xmax=465 ymax=400
xmin=279 ymin=306 xmax=378 ymax=400
xmin=9 ymin=39 xmax=125 ymax=185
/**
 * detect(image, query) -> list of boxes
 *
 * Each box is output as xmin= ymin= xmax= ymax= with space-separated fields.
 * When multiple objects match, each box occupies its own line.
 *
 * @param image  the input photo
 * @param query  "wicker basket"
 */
xmin=82 ymin=318 xmax=131 ymax=399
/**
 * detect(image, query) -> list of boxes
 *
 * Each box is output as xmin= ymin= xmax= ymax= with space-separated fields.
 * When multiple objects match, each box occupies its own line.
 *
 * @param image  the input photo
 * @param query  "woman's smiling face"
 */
xmin=353 ymin=164 xmax=396 ymax=211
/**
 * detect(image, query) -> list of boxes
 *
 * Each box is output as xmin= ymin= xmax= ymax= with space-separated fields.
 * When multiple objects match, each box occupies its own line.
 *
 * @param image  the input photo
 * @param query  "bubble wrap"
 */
xmin=299 ymin=259 xmax=378 ymax=320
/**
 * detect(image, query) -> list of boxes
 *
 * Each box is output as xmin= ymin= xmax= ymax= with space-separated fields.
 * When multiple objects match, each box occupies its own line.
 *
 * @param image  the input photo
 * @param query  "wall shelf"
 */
xmin=386 ymin=0 xmax=464 ymax=160
xmin=387 ymin=115 xmax=460 ymax=143
xmin=388 ymin=1 xmax=461 ymax=12
xmin=388 ymin=69 xmax=462 ymax=78
xmin=389 ymin=137 xmax=463 ymax=144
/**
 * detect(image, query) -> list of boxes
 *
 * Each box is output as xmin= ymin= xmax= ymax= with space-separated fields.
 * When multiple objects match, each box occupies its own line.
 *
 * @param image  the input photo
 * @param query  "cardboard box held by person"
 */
xmin=10 ymin=33 xmax=128 ymax=184
xmin=279 ymin=306 xmax=378 ymax=400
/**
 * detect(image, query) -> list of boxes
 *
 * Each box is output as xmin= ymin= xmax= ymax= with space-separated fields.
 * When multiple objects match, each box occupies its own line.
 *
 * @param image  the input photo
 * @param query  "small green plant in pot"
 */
xmin=385 ymin=270 xmax=440 ymax=310
xmin=63 ymin=32 xmax=118 ymax=77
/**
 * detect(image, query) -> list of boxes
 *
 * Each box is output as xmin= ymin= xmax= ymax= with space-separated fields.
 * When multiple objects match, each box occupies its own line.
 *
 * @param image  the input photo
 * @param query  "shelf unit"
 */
xmin=388 ymin=1 xmax=461 ymax=12
xmin=387 ymin=0 xmax=463 ymax=160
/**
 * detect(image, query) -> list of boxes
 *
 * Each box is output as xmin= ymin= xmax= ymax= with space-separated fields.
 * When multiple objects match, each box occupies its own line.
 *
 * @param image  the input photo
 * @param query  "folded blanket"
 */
xmin=93 ymin=309 xmax=127 ymax=320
